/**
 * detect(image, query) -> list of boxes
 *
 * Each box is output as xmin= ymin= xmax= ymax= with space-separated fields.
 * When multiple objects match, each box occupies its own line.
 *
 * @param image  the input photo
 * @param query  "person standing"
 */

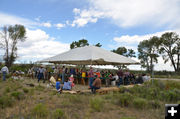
xmin=62 ymin=66 xmax=65 ymax=84
xmin=37 ymin=66 xmax=45 ymax=83
xmin=88 ymin=67 xmax=94 ymax=89
xmin=1 ymin=66 xmax=9 ymax=81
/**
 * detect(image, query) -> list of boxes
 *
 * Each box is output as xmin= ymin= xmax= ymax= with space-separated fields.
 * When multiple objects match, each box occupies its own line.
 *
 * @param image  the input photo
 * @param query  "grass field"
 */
xmin=0 ymin=78 xmax=180 ymax=119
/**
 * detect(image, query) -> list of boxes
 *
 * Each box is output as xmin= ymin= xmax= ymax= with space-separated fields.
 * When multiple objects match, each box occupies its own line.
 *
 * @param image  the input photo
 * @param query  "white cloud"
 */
xmin=55 ymin=23 xmax=65 ymax=29
xmin=0 ymin=12 xmax=37 ymax=28
xmin=72 ymin=0 xmax=180 ymax=28
xmin=17 ymin=29 xmax=70 ymax=62
xmin=42 ymin=22 xmax=52 ymax=28
xmin=73 ymin=8 xmax=80 ymax=14
xmin=72 ymin=8 xmax=101 ymax=27
xmin=113 ymin=29 xmax=180 ymax=45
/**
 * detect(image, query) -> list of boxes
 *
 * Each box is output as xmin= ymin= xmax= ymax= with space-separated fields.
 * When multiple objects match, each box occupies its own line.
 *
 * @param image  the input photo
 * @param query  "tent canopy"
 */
xmin=40 ymin=45 xmax=139 ymax=65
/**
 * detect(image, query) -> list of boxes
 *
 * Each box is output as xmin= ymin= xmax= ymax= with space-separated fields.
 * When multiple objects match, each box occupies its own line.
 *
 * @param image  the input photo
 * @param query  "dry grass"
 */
xmin=0 ymin=78 xmax=173 ymax=119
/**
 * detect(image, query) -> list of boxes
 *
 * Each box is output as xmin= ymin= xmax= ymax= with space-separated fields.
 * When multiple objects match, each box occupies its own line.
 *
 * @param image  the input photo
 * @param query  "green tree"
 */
xmin=112 ymin=47 xmax=136 ymax=58
xmin=112 ymin=47 xmax=136 ymax=69
xmin=158 ymin=32 xmax=180 ymax=72
xmin=138 ymin=36 xmax=159 ymax=73
xmin=94 ymin=43 xmax=102 ymax=47
xmin=0 ymin=24 xmax=26 ymax=68
xmin=70 ymin=39 xmax=89 ymax=49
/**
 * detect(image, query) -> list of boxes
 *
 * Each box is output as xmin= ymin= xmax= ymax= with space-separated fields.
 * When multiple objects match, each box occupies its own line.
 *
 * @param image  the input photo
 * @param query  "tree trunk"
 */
xmin=169 ymin=54 xmax=177 ymax=72
xmin=177 ymin=54 xmax=180 ymax=72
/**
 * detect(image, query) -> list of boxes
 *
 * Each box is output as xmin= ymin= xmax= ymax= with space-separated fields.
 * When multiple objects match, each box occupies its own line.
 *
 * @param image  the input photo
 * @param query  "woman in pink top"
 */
xmin=69 ymin=74 xmax=75 ymax=87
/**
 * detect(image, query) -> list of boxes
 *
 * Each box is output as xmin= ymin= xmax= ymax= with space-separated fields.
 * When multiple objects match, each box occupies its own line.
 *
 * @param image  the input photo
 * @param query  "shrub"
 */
xmin=53 ymin=109 xmax=66 ymax=119
xmin=32 ymin=103 xmax=48 ymax=118
xmin=29 ymin=88 xmax=35 ymax=95
xmin=148 ymin=100 xmax=161 ymax=109
xmin=90 ymin=97 xmax=104 ymax=112
xmin=35 ymin=85 xmax=45 ymax=91
xmin=69 ymin=95 xmax=83 ymax=103
xmin=0 ymin=95 xmax=14 ymax=108
xmin=119 ymin=87 xmax=127 ymax=93
xmin=116 ymin=93 xmax=132 ymax=107
xmin=132 ymin=97 xmax=147 ymax=109
xmin=11 ymin=91 xmax=25 ymax=100
xmin=164 ymin=89 xmax=180 ymax=102
xmin=23 ymin=88 xmax=29 ymax=93
xmin=4 ymin=87 xmax=10 ymax=94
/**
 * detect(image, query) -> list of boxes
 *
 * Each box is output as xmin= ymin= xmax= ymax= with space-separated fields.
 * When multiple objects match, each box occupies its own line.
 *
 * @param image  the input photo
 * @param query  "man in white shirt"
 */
xmin=1 ymin=66 xmax=9 ymax=81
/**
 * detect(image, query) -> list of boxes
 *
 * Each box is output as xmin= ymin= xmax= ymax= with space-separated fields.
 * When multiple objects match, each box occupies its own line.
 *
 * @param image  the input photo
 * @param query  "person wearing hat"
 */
xmin=56 ymin=78 xmax=61 ymax=93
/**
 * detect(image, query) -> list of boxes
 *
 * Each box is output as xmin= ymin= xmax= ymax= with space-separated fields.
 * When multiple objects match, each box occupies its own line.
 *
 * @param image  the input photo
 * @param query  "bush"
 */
xmin=11 ymin=91 xmax=25 ymax=100
xmin=90 ymin=97 xmax=104 ymax=112
xmin=0 ymin=95 xmax=14 ymax=108
xmin=4 ymin=87 xmax=10 ymax=94
xmin=132 ymin=97 xmax=147 ymax=109
xmin=35 ymin=85 xmax=45 ymax=91
xmin=23 ymin=88 xmax=29 ymax=93
xmin=148 ymin=100 xmax=161 ymax=109
xmin=116 ymin=93 xmax=132 ymax=107
xmin=69 ymin=95 xmax=83 ymax=104
xmin=32 ymin=103 xmax=48 ymax=118
xmin=53 ymin=109 xmax=66 ymax=119
xmin=164 ymin=89 xmax=180 ymax=102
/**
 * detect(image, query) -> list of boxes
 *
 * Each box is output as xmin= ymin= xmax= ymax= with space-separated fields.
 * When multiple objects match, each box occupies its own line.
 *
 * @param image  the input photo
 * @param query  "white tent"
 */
xmin=40 ymin=45 xmax=138 ymax=65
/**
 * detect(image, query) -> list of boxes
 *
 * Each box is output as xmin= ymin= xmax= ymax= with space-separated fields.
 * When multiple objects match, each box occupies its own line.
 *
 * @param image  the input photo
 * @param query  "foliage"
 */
xmin=70 ymin=39 xmax=89 ymax=49
xmin=132 ymin=97 xmax=148 ymax=109
xmin=112 ymin=47 xmax=136 ymax=58
xmin=138 ymin=36 xmax=159 ymax=73
xmin=11 ymin=91 xmax=25 ymax=100
xmin=23 ymin=88 xmax=29 ymax=93
xmin=158 ymin=32 xmax=180 ymax=72
xmin=94 ymin=43 xmax=102 ymax=47
xmin=90 ymin=97 xmax=104 ymax=112
xmin=52 ymin=109 xmax=66 ymax=119
xmin=0 ymin=95 xmax=14 ymax=109
xmin=32 ymin=103 xmax=48 ymax=118
xmin=35 ymin=84 xmax=45 ymax=91
xmin=0 ymin=24 xmax=26 ymax=68
xmin=115 ymin=93 xmax=133 ymax=107
xmin=112 ymin=47 xmax=136 ymax=69
xmin=70 ymin=39 xmax=102 ymax=49
xmin=4 ymin=87 xmax=10 ymax=94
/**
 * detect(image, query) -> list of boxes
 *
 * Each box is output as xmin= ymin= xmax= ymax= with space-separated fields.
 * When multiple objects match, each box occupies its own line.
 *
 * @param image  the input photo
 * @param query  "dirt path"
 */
xmin=152 ymin=78 xmax=180 ymax=81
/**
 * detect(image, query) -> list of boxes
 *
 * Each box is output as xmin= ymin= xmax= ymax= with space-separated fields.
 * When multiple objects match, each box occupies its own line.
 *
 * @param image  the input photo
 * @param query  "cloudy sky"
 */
xmin=0 ymin=0 xmax=180 ymax=71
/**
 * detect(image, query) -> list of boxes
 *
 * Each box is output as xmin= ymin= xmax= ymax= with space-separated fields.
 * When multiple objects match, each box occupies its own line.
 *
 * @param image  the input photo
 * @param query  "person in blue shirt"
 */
xmin=62 ymin=79 xmax=72 ymax=90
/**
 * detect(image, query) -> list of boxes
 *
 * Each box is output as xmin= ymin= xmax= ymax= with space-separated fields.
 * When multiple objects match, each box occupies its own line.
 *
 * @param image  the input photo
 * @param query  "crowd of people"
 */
xmin=1 ymin=65 xmax=151 ymax=93
xmin=26 ymin=65 xmax=150 ymax=93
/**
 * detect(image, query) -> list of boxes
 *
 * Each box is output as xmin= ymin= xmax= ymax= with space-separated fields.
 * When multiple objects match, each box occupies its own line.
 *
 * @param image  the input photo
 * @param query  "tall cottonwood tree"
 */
xmin=138 ymin=36 xmax=159 ymax=73
xmin=0 ymin=24 xmax=26 ymax=68
xmin=158 ymin=32 xmax=180 ymax=72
